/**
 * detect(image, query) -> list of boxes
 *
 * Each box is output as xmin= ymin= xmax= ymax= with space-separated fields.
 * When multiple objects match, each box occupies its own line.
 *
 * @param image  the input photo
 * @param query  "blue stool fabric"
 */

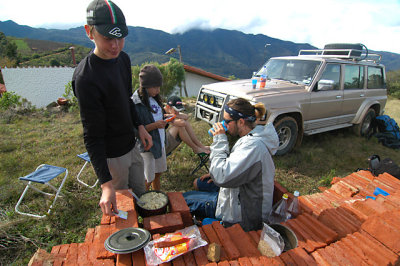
xmin=77 ymin=152 xmax=90 ymax=162
xmin=19 ymin=164 xmax=67 ymax=184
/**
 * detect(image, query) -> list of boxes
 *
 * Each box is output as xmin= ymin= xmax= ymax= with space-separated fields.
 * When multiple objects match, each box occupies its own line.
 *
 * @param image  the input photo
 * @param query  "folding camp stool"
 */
xmin=191 ymin=152 xmax=210 ymax=175
xmin=76 ymin=152 xmax=98 ymax=188
xmin=15 ymin=164 xmax=68 ymax=219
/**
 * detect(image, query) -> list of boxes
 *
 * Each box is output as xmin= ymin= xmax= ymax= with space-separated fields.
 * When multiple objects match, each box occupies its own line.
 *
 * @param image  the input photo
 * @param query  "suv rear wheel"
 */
xmin=274 ymin=117 xmax=298 ymax=155
xmin=353 ymin=108 xmax=376 ymax=136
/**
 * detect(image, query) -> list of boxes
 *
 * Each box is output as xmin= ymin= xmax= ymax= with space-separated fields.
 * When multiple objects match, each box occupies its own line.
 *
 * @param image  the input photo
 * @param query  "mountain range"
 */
xmin=1 ymin=20 xmax=399 ymax=78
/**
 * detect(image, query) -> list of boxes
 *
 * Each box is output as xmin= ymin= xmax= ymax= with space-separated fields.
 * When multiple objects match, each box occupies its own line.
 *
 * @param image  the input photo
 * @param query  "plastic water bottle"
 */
xmin=268 ymin=193 xmax=289 ymax=224
xmin=259 ymin=66 xmax=267 ymax=88
xmin=208 ymin=120 xmax=228 ymax=136
xmin=287 ymin=191 xmax=300 ymax=219
xmin=251 ymin=72 xmax=258 ymax=89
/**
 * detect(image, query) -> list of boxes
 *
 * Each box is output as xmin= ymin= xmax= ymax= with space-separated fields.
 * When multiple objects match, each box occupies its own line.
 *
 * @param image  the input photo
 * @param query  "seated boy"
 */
xmin=164 ymin=96 xmax=210 ymax=155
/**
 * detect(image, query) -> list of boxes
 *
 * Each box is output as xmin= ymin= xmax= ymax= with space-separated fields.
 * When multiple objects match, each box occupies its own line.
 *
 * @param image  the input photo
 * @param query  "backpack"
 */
xmin=372 ymin=115 xmax=400 ymax=149
xmin=374 ymin=115 xmax=400 ymax=139
xmin=367 ymin=154 xmax=400 ymax=179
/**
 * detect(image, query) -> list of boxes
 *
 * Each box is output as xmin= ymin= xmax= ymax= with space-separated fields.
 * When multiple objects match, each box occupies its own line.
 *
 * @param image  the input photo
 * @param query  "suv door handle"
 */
xmin=336 ymin=95 xmax=342 ymax=99
xmin=360 ymin=94 xmax=365 ymax=97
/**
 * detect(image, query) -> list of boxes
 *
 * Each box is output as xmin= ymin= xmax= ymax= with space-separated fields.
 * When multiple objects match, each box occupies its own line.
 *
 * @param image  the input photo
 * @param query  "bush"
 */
xmin=63 ymin=81 xmax=79 ymax=112
xmin=0 ymin=91 xmax=21 ymax=110
xmin=131 ymin=58 xmax=185 ymax=98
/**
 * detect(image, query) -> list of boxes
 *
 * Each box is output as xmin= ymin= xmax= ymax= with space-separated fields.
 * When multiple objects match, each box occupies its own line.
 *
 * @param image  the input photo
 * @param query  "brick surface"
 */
xmin=51 ymin=245 xmax=61 ymax=254
xmin=212 ymin=222 xmax=240 ymax=260
xmin=288 ymin=218 xmax=326 ymax=250
xmin=258 ymin=256 xmax=285 ymax=265
xmin=131 ymin=249 xmax=146 ymax=266
xmin=95 ymin=224 xmax=116 ymax=259
xmin=279 ymin=251 xmax=297 ymax=265
xmin=358 ymin=231 xmax=399 ymax=264
xmin=168 ymin=192 xmax=193 ymax=227
xmin=115 ymin=210 xmax=139 ymax=229
xmin=289 ymin=247 xmax=317 ymax=266
xmin=237 ymin=257 xmax=252 ymax=266
xmin=361 ymin=210 xmax=400 ymax=254
xmin=64 ymin=242 xmax=78 ymax=266
xmin=143 ymin=212 xmax=184 ymax=235
xmin=317 ymin=209 xmax=352 ymax=238
xmin=85 ymin=227 xmax=95 ymax=243
xmin=116 ymin=190 xmax=136 ymax=211
xmin=183 ymin=252 xmax=197 ymax=266
xmin=202 ymin=224 xmax=228 ymax=261
xmin=77 ymin=243 xmax=90 ymax=266
xmin=172 ymin=255 xmax=186 ymax=266
xmin=225 ymin=224 xmax=260 ymax=258
xmin=193 ymin=244 xmax=209 ymax=266
xmin=298 ymin=213 xmax=338 ymax=244
xmin=247 ymin=231 xmax=260 ymax=247
xmin=116 ymin=253 xmax=132 ymax=265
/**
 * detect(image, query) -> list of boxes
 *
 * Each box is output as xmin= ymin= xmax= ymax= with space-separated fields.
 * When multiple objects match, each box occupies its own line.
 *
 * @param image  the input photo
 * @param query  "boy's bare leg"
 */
xmin=183 ymin=121 xmax=210 ymax=151
xmin=169 ymin=125 xmax=208 ymax=154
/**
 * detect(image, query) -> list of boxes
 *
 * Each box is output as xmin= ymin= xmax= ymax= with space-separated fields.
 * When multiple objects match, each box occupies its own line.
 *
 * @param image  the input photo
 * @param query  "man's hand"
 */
xmin=199 ymin=173 xmax=213 ymax=183
xmin=99 ymin=181 xmax=117 ymax=216
xmin=211 ymin=122 xmax=226 ymax=136
xmin=138 ymin=125 xmax=153 ymax=151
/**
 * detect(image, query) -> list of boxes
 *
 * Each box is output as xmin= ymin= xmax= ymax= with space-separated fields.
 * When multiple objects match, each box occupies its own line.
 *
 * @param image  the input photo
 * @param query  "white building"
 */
xmin=0 ymin=64 xmax=229 ymax=108
xmin=175 ymin=65 xmax=230 ymax=97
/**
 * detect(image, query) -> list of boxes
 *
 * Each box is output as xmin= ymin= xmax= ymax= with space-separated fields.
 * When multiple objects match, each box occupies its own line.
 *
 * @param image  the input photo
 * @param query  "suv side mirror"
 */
xmin=317 ymin=79 xmax=334 ymax=91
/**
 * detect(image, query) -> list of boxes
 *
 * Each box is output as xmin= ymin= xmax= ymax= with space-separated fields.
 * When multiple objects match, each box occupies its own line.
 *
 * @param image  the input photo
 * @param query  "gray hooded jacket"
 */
xmin=210 ymin=123 xmax=279 ymax=231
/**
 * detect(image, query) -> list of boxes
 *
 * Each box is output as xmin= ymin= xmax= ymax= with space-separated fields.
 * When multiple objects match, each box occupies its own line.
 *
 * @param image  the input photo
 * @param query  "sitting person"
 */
xmin=164 ymin=95 xmax=210 ymax=155
xmin=183 ymin=98 xmax=279 ymax=231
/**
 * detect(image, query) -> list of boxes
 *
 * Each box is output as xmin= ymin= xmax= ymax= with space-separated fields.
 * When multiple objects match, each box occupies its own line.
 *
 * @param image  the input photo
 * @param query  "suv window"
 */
xmin=344 ymin=65 xmax=364 ymax=89
xmin=367 ymin=66 xmax=384 ymax=89
xmin=258 ymin=59 xmax=321 ymax=85
xmin=316 ymin=63 xmax=341 ymax=91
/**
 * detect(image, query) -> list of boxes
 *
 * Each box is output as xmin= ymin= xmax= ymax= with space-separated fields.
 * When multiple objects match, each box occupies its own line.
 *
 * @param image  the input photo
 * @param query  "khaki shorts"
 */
xmin=107 ymin=143 xmax=146 ymax=196
xmin=165 ymin=130 xmax=181 ymax=155
xmin=141 ymin=147 xmax=167 ymax=183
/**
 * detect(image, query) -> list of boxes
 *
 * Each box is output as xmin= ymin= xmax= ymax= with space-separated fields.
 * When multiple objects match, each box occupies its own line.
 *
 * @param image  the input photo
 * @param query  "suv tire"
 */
xmin=274 ymin=117 xmax=298 ymax=155
xmin=353 ymin=108 xmax=376 ymax=137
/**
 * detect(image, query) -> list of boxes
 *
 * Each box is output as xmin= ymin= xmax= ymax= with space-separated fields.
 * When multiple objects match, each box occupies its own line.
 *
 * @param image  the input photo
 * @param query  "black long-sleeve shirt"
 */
xmin=72 ymin=51 xmax=141 ymax=184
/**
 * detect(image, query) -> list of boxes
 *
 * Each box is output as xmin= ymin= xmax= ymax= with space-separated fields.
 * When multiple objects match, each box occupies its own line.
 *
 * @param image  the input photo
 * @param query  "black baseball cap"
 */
xmin=86 ymin=0 xmax=128 ymax=39
xmin=167 ymin=96 xmax=185 ymax=111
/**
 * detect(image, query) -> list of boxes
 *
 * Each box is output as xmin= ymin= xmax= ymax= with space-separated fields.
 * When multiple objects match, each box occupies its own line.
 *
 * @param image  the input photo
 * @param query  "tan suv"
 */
xmin=195 ymin=43 xmax=387 ymax=155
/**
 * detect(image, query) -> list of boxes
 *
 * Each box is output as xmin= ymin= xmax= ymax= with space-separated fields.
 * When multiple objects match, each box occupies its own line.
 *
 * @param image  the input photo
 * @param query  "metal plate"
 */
xmin=104 ymin=227 xmax=151 ymax=254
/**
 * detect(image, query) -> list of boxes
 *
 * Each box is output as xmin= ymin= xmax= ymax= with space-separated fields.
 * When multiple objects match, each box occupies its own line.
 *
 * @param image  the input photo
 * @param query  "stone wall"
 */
xmin=1 ymin=67 xmax=75 ymax=108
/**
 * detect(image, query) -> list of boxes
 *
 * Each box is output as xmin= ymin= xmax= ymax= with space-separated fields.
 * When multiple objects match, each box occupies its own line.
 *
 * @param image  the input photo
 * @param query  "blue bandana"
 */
xmin=224 ymin=105 xmax=256 ymax=122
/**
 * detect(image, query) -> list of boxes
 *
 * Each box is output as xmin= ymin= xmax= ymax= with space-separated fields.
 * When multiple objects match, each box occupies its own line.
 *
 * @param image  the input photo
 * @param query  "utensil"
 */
xmin=129 ymin=190 xmax=144 ymax=205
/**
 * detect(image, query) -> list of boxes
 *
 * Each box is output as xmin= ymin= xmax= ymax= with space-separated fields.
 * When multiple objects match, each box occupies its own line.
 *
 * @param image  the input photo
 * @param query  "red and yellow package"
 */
xmin=144 ymin=225 xmax=207 ymax=265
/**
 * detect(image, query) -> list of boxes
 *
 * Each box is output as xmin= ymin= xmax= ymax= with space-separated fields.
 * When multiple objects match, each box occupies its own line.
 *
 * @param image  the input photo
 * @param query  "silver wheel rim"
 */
xmin=277 ymin=126 xmax=291 ymax=149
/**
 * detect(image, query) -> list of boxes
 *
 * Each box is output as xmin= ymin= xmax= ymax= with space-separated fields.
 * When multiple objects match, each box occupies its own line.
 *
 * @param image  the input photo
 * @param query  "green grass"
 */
xmin=1 ymin=98 xmax=400 ymax=264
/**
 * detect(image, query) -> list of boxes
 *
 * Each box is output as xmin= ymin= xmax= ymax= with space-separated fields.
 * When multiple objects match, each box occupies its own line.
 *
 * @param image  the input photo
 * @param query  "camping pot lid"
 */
xmin=104 ymin=227 xmax=151 ymax=254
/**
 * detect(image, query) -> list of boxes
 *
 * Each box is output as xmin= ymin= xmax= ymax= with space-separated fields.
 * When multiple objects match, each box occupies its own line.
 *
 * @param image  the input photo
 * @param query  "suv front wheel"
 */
xmin=274 ymin=117 xmax=298 ymax=155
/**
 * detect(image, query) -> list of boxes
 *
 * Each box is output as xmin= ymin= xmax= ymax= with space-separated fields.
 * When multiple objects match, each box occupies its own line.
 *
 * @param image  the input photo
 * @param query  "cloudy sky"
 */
xmin=1 ymin=0 xmax=399 ymax=54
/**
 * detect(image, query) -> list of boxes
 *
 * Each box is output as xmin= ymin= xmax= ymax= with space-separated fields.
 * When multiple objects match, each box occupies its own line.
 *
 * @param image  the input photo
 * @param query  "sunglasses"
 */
xmin=223 ymin=119 xmax=236 ymax=124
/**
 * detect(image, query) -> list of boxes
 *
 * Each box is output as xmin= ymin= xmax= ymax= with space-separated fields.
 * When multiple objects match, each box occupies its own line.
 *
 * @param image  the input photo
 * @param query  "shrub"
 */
xmin=63 ymin=81 xmax=79 ymax=112
xmin=0 ymin=91 xmax=21 ymax=110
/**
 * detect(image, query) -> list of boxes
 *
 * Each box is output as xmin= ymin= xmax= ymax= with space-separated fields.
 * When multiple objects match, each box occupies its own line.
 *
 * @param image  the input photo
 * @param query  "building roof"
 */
xmin=184 ymin=65 xmax=231 ymax=81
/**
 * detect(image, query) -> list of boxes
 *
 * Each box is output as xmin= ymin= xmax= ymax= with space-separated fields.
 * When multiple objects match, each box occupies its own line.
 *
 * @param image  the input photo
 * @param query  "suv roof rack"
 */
xmin=298 ymin=48 xmax=382 ymax=63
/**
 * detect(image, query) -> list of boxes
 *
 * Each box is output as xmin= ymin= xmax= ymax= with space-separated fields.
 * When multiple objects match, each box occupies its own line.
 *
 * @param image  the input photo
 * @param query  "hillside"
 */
xmin=1 ymin=20 xmax=400 ymax=78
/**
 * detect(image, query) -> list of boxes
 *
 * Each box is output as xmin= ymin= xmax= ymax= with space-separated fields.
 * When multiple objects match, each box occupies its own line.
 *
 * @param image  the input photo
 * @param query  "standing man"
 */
xmin=73 ymin=0 xmax=152 ymax=216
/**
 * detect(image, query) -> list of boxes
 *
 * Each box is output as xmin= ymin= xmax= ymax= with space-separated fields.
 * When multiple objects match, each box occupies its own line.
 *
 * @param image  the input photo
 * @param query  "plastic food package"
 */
xmin=144 ymin=225 xmax=207 ymax=264
xmin=257 ymin=223 xmax=285 ymax=257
